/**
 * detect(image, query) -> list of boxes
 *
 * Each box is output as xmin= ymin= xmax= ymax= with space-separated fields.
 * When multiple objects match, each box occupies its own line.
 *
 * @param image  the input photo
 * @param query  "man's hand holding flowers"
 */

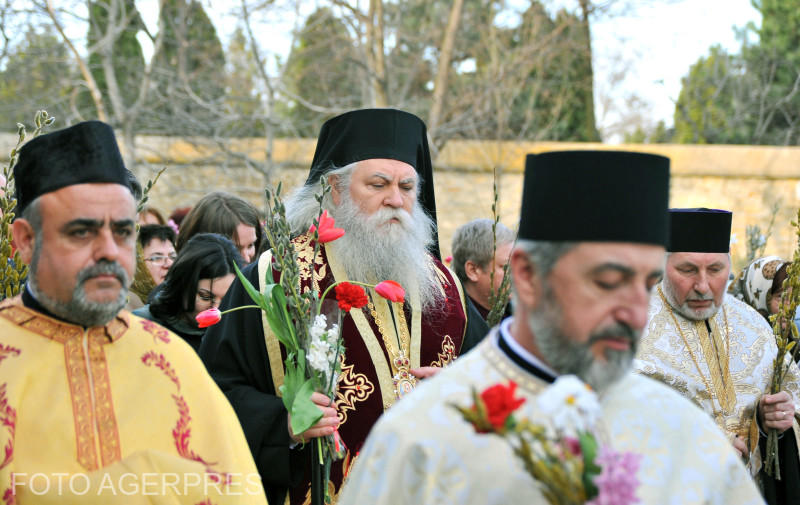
xmin=759 ymin=391 xmax=795 ymax=433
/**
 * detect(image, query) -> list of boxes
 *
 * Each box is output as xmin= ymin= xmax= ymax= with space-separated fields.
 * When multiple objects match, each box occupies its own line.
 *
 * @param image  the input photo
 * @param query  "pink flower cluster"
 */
xmin=586 ymin=447 xmax=642 ymax=505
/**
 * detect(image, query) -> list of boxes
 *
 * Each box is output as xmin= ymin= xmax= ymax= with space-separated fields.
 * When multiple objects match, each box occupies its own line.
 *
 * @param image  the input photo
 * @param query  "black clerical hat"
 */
xmin=518 ymin=150 xmax=670 ymax=246
xmin=14 ymin=120 xmax=130 ymax=213
xmin=668 ymin=208 xmax=732 ymax=253
xmin=306 ymin=108 xmax=440 ymax=258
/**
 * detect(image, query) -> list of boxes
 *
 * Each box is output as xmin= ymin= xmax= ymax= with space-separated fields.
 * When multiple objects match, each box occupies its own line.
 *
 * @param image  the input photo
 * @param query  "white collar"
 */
xmin=498 ymin=317 xmax=560 ymax=378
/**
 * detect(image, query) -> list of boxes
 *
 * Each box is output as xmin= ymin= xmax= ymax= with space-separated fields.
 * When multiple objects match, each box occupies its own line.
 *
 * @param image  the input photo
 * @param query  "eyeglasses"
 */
xmin=144 ymin=253 xmax=177 ymax=265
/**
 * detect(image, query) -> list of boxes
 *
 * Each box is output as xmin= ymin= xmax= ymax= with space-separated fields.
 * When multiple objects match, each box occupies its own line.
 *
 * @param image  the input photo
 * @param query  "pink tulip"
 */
xmin=375 ymin=280 xmax=405 ymax=303
xmin=196 ymin=307 xmax=222 ymax=328
xmin=308 ymin=210 xmax=345 ymax=243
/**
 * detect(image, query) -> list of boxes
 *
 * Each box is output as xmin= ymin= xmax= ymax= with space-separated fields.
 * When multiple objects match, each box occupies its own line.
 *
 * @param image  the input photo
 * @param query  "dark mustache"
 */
xmin=76 ymin=260 xmax=128 ymax=285
xmin=587 ymin=322 xmax=639 ymax=345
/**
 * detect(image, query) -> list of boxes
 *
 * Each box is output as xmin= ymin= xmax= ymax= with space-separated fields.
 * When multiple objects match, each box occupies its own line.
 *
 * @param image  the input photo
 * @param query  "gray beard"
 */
xmin=661 ymin=277 xmax=720 ymax=321
xmin=328 ymin=194 xmax=444 ymax=312
xmin=29 ymin=243 xmax=130 ymax=327
xmin=529 ymin=282 xmax=638 ymax=393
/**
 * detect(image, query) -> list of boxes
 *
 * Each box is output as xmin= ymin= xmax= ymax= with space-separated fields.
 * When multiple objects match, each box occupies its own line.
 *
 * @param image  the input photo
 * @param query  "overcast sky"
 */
xmin=130 ymin=0 xmax=760 ymax=141
xmin=592 ymin=0 xmax=759 ymax=140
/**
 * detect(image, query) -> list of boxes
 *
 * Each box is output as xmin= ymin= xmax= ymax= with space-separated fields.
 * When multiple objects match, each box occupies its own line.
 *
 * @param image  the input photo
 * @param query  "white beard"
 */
xmin=329 ymin=194 xmax=444 ymax=312
xmin=662 ymin=277 xmax=721 ymax=321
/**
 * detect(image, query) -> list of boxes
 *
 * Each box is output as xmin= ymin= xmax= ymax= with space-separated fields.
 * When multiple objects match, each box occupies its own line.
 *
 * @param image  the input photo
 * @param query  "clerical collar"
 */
xmin=22 ymin=284 xmax=78 ymax=326
xmin=497 ymin=317 xmax=559 ymax=384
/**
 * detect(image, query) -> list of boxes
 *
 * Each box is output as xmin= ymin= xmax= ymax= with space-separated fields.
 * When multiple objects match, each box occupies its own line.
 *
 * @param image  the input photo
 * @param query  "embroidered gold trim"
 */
xmin=335 ymin=356 xmax=374 ymax=425
xmin=326 ymin=243 xmax=397 ymax=410
xmin=483 ymin=334 xmax=550 ymax=395
xmin=1 ymin=299 xmax=127 ymax=471
xmin=87 ymin=330 xmax=121 ymax=467
xmin=430 ymin=335 xmax=456 ymax=368
xmin=259 ymin=250 xmax=287 ymax=396
xmin=659 ymin=287 xmax=736 ymax=418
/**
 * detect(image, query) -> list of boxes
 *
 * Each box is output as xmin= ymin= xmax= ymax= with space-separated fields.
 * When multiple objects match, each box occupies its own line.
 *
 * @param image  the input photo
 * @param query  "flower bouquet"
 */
xmin=764 ymin=207 xmax=800 ymax=479
xmin=453 ymin=375 xmax=641 ymax=505
xmin=197 ymin=180 xmax=405 ymax=504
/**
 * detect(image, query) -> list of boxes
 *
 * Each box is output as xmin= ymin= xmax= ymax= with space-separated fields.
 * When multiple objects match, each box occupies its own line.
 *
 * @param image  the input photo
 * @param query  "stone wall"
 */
xmin=3 ymin=133 xmax=800 ymax=270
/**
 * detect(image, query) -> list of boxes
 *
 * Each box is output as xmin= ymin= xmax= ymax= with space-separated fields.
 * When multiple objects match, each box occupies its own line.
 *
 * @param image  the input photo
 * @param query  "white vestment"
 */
xmin=339 ymin=320 xmax=764 ymax=505
xmin=635 ymin=286 xmax=800 ymax=470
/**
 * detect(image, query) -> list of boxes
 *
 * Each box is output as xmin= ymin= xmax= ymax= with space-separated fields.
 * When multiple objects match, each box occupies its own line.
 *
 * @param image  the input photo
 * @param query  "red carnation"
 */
xmin=480 ymin=381 xmax=525 ymax=431
xmin=335 ymin=282 xmax=368 ymax=312
xmin=196 ymin=307 xmax=222 ymax=328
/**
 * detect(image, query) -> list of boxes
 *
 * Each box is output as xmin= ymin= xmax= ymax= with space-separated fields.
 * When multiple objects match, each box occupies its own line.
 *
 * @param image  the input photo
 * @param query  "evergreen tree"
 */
xmin=673 ymin=46 xmax=745 ymax=144
xmin=282 ymin=8 xmax=361 ymax=137
xmin=673 ymin=0 xmax=800 ymax=145
xmin=147 ymin=0 xmax=226 ymax=135
xmin=221 ymin=27 xmax=265 ymax=137
xmin=84 ymin=0 xmax=145 ymax=121
xmin=0 ymin=28 xmax=74 ymax=130
xmin=742 ymin=0 xmax=800 ymax=144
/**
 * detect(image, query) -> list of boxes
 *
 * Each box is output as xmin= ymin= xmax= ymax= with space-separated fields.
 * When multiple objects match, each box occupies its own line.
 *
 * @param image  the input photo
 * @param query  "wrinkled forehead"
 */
xmin=38 ymin=183 xmax=136 ymax=222
xmin=561 ymin=241 xmax=667 ymax=273
xmin=354 ymin=158 xmax=417 ymax=181
xmin=667 ymin=251 xmax=731 ymax=269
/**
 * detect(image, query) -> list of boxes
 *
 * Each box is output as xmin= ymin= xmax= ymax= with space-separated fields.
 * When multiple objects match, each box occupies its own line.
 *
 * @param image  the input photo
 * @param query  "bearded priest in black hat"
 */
xmin=0 ymin=121 xmax=267 ymax=503
xmin=339 ymin=152 xmax=764 ymax=504
xmin=635 ymin=208 xmax=800 ymax=504
xmin=200 ymin=109 xmax=478 ymax=505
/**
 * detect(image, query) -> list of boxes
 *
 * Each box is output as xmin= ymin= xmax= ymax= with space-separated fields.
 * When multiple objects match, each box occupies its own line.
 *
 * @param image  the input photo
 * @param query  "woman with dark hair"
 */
xmin=176 ymin=192 xmax=263 ymax=263
xmin=134 ymin=233 xmax=244 ymax=352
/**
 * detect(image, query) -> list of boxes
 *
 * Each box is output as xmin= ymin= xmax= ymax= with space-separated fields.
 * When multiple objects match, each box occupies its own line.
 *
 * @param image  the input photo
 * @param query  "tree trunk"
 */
xmin=367 ymin=0 xmax=388 ymax=107
xmin=578 ymin=0 xmax=598 ymax=141
xmin=428 ymin=0 xmax=464 ymax=144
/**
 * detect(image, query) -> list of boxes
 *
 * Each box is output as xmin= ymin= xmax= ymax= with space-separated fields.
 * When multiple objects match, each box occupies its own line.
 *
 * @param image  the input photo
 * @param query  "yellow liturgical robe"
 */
xmin=0 ymin=297 xmax=269 ymax=504
xmin=339 ymin=322 xmax=765 ymax=505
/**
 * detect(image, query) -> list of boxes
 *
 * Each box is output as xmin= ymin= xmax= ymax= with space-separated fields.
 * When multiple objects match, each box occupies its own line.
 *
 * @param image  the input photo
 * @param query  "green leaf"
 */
xmin=579 ymin=431 xmax=601 ymax=498
xmin=289 ymin=378 xmax=323 ymax=435
xmin=233 ymin=261 xmax=265 ymax=307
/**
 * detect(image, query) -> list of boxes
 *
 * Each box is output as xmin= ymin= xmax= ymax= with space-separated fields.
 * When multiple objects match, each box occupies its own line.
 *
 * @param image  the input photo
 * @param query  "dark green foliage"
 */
xmin=84 ymin=0 xmax=145 ymax=119
xmin=674 ymin=0 xmax=800 ymax=145
xmin=0 ymin=30 xmax=74 ymax=131
xmin=146 ymin=0 xmax=226 ymax=135
xmin=281 ymin=8 xmax=362 ymax=137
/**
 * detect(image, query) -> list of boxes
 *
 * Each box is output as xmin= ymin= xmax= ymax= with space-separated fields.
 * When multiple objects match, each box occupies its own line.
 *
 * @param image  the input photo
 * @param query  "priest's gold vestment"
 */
xmin=339 ymin=323 xmax=764 ymax=505
xmin=635 ymin=286 xmax=800 ymax=469
xmin=0 ymin=297 xmax=269 ymax=504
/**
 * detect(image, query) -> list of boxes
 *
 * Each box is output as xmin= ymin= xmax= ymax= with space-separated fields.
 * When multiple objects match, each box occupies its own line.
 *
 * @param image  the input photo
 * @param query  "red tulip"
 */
xmin=308 ymin=210 xmax=345 ymax=243
xmin=375 ymin=280 xmax=405 ymax=303
xmin=196 ymin=307 xmax=222 ymax=328
xmin=444 ymin=255 xmax=453 ymax=265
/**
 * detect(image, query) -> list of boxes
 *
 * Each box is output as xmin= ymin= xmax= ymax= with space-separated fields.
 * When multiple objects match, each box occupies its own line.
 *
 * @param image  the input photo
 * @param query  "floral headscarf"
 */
xmin=736 ymin=255 xmax=786 ymax=317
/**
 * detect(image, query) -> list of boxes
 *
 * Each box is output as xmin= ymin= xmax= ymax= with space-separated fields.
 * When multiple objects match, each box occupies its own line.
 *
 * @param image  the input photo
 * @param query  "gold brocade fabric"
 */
xmin=338 ymin=328 xmax=765 ymax=505
xmin=0 ymin=297 xmax=268 ymax=504
xmin=635 ymin=284 xmax=800 ymax=472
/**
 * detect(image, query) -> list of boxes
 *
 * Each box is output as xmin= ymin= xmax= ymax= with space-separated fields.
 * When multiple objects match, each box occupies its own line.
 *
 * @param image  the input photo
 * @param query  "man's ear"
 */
xmin=509 ymin=248 xmax=541 ymax=309
xmin=464 ymin=260 xmax=481 ymax=282
xmin=12 ymin=219 xmax=36 ymax=265
xmin=328 ymin=175 xmax=342 ymax=206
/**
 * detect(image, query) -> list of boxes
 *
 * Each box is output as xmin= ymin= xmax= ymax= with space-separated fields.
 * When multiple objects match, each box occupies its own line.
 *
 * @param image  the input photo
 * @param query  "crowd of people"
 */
xmin=0 ymin=109 xmax=798 ymax=504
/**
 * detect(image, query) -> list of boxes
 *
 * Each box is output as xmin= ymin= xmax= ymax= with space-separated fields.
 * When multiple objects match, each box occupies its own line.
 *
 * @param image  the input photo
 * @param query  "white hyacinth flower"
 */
xmin=308 ymin=338 xmax=332 ymax=372
xmin=536 ymin=375 xmax=601 ymax=436
xmin=309 ymin=314 xmax=328 ymax=340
